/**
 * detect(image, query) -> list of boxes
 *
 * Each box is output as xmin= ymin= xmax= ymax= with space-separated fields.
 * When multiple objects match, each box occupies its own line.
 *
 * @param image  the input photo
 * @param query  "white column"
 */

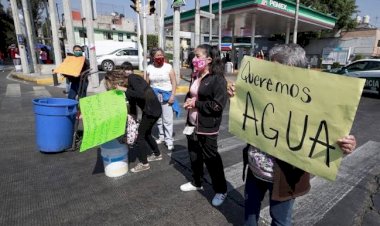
xmin=137 ymin=13 xmax=143 ymax=71
xmin=84 ymin=0 xmax=99 ymax=87
xmin=293 ymin=0 xmax=300 ymax=44
xmin=63 ymin=0 xmax=76 ymax=53
xmin=250 ymin=14 xmax=256 ymax=56
xmin=9 ymin=0 xmax=30 ymax=74
xmin=285 ymin=21 xmax=290 ymax=44
xmin=195 ymin=0 xmax=200 ymax=47
xmin=48 ymin=0 xmax=62 ymax=65
xmin=21 ymin=0 xmax=38 ymax=73
xmin=173 ymin=7 xmax=181 ymax=84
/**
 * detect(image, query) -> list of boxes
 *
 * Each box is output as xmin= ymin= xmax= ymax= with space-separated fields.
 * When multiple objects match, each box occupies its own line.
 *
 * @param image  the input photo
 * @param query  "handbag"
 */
xmin=125 ymin=114 xmax=139 ymax=145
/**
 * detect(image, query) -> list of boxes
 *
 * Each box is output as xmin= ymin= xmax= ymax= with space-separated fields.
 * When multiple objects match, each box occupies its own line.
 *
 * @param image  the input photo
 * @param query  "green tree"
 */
xmin=294 ymin=0 xmax=358 ymax=30
xmin=140 ymin=34 xmax=159 ymax=51
xmin=0 ymin=3 xmax=16 ymax=52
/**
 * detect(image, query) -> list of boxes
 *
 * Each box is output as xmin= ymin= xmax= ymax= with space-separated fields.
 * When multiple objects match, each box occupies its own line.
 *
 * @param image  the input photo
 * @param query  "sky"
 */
xmin=1 ymin=0 xmax=379 ymax=27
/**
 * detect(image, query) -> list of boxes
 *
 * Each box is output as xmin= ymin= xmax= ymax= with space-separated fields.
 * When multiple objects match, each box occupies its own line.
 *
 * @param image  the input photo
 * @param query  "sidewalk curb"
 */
xmin=11 ymin=72 xmax=64 ymax=85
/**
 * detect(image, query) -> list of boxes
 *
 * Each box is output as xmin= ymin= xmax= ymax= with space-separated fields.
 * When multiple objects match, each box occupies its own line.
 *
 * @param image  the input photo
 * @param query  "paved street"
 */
xmin=0 ymin=69 xmax=379 ymax=225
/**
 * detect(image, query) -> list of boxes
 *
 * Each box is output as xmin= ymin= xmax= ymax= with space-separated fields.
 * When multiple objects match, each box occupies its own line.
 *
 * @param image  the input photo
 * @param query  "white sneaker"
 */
xmin=155 ymin=139 xmax=164 ymax=144
xmin=212 ymin=193 xmax=227 ymax=206
xmin=180 ymin=182 xmax=203 ymax=192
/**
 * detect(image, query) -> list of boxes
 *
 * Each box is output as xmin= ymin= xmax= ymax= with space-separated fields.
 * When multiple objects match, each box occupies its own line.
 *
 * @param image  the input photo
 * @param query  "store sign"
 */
xmin=262 ymin=0 xmax=288 ymax=11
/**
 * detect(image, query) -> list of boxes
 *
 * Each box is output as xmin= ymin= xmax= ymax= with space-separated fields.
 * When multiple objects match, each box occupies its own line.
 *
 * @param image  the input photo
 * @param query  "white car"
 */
xmin=336 ymin=59 xmax=380 ymax=96
xmin=97 ymin=48 xmax=139 ymax=71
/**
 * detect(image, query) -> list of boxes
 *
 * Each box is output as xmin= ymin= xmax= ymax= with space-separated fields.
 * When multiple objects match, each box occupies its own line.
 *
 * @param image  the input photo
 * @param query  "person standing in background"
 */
xmin=146 ymin=47 xmax=180 ymax=151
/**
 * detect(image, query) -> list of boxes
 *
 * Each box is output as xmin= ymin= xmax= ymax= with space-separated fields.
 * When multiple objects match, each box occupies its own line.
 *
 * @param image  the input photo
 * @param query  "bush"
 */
xmin=353 ymin=54 xmax=364 ymax=61
xmin=332 ymin=62 xmax=341 ymax=68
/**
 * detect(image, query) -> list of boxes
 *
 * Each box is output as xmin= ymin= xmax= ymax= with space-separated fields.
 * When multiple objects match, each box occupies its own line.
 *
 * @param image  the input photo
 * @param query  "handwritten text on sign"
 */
xmin=79 ymin=90 xmax=127 ymax=152
xmin=229 ymin=57 xmax=364 ymax=181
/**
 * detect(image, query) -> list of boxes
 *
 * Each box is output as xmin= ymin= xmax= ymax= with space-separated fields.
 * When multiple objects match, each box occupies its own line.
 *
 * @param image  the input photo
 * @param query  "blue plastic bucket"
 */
xmin=32 ymin=98 xmax=78 ymax=152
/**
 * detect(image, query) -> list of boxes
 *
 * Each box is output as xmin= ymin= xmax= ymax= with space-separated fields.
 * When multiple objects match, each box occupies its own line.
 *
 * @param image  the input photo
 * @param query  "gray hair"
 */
xmin=268 ymin=44 xmax=308 ymax=68
xmin=149 ymin=47 xmax=164 ymax=59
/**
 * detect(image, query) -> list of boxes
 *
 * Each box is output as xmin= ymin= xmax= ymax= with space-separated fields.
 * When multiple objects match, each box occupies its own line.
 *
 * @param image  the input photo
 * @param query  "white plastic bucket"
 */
xmin=100 ymin=139 xmax=128 ymax=177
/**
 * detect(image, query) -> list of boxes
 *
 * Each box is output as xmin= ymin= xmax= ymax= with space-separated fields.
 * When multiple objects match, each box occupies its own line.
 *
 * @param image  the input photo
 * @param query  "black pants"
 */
xmin=136 ymin=113 xmax=160 ymax=164
xmin=187 ymin=134 xmax=227 ymax=194
xmin=68 ymin=77 xmax=88 ymax=100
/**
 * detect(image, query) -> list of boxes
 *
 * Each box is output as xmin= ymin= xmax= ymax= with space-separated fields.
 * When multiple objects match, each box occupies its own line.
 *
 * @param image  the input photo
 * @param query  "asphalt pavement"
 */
xmin=0 ymin=67 xmax=379 ymax=226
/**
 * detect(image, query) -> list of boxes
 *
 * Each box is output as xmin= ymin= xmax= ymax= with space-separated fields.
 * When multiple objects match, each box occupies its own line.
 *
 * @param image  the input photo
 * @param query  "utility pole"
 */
xmin=157 ymin=0 xmax=166 ymax=49
xmin=293 ymin=0 xmax=300 ymax=44
xmin=137 ymin=13 xmax=143 ymax=71
xmin=218 ymin=0 xmax=221 ymax=52
xmin=195 ymin=0 xmax=200 ymax=47
xmin=9 ymin=0 xmax=30 ymax=74
xmin=173 ymin=5 xmax=180 ymax=83
xmin=21 ymin=0 xmax=38 ymax=73
xmin=84 ymin=0 xmax=99 ymax=87
xmin=48 ymin=0 xmax=62 ymax=66
xmin=209 ymin=0 xmax=212 ymax=44
xmin=143 ymin=0 xmax=148 ymax=80
xmin=63 ymin=0 xmax=76 ymax=53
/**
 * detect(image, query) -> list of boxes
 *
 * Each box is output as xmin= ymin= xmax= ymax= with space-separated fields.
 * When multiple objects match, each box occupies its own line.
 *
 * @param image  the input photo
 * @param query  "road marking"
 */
xmin=33 ymin=86 xmax=51 ymax=97
xmin=168 ymin=135 xmax=246 ymax=192
xmin=259 ymin=141 xmax=380 ymax=226
xmin=5 ymin=84 xmax=21 ymax=97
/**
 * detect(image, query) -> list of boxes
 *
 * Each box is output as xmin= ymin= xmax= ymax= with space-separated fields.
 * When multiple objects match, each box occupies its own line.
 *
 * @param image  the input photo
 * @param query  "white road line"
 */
xmin=33 ymin=86 xmax=51 ymax=97
xmin=5 ymin=84 xmax=21 ymax=97
xmin=168 ymin=135 xmax=246 ymax=192
xmin=259 ymin=141 xmax=380 ymax=226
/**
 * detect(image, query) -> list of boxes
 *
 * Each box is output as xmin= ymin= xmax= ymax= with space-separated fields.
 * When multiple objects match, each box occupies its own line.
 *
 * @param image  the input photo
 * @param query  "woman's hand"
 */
xmin=168 ymin=95 xmax=175 ymax=105
xmin=337 ymin=135 xmax=356 ymax=155
xmin=183 ymin=97 xmax=196 ymax=110
xmin=115 ymin=85 xmax=127 ymax=92
xmin=227 ymin=82 xmax=236 ymax=97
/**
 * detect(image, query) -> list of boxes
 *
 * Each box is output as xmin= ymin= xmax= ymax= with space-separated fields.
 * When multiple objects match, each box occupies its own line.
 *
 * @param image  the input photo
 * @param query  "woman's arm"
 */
xmin=168 ymin=68 xmax=177 ymax=104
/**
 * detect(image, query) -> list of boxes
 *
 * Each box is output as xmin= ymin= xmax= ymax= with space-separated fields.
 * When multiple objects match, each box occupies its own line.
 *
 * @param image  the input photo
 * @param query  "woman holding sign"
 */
xmin=113 ymin=63 xmax=163 ymax=173
xmin=181 ymin=44 xmax=229 ymax=207
xmin=228 ymin=44 xmax=357 ymax=226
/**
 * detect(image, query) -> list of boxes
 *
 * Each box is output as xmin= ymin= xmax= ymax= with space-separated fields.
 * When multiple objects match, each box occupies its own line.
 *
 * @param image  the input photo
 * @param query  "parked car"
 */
xmin=97 ymin=48 xmax=139 ymax=71
xmin=335 ymin=59 xmax=380 ymax=96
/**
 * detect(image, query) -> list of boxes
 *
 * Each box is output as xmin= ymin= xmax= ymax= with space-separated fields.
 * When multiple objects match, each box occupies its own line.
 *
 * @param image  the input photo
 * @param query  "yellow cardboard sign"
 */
xmin=79 ymin=90 xmax=127 ymax=152
xmin=54 ymin=56 xmax=85 ymax=77
xmin=229 ymin=56 xmax=365 ymax=181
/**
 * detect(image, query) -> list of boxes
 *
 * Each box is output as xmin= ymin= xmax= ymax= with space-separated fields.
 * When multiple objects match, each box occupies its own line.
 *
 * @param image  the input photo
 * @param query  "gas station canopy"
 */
xmin=165 ymin=0 xmax=337 ymax=37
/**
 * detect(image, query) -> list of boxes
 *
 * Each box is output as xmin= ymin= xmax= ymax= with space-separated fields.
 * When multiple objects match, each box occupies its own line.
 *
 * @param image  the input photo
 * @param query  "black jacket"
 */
xmin=125 ymin=74 xmax=162 ymax=118
xmin=186 ymin=73 xmax=228 ymax=133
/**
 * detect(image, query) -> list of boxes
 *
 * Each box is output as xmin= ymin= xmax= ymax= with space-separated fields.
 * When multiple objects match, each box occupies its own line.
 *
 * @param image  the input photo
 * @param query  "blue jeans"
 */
xmin=244 ymin=170 xmax=294 ymax=226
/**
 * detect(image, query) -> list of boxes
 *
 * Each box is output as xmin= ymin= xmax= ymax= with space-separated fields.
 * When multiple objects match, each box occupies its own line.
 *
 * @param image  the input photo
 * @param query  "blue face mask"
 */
xmin=73 ymin=51 xmax=83 ymax=57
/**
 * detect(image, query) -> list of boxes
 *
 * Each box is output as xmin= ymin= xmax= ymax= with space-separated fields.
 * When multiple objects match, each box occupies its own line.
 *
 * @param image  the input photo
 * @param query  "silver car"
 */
xmin=336 ymin=59 xmax=380 ymax=96
xmin=97 ymin=48 xmax=139 ymax=71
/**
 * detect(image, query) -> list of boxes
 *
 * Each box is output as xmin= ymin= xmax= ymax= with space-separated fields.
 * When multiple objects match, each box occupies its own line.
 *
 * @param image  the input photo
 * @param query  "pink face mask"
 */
xmin=192 ymin=57 xmax=207 ymax=73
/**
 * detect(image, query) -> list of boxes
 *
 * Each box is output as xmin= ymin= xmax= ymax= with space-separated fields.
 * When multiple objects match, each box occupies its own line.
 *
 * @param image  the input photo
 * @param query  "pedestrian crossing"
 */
xmin=3 ymin=83 xmax=52 ymax=98
xmin=169 ymin=111 xmax=380 ymax=225
xmin=1 ymin=83 xmax=53 ymax=111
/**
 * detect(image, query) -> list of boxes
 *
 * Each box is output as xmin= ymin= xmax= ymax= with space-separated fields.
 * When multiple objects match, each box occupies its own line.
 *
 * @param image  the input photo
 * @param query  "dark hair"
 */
xmin=149 ymin=47 xmax=164 ymax=60
xmin=121 ymin=62 xmax=134 ymax=71
xmin=196 ymin=44 xmax=224 ymax=76
xmin=73 ymin=45 xmax=83 ymax=51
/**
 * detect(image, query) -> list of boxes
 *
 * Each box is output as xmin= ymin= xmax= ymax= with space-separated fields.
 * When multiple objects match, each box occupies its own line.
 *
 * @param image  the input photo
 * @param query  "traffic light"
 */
xmin=130 ymin=0 xmax=141 ymax=13
xmin=149 ymin=0 xmax=156 ymax=15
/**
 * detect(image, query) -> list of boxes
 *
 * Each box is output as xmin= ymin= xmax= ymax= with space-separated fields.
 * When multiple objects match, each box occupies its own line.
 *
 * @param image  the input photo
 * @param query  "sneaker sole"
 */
xmin=147 ymin=157 xmax=163 ymax=162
